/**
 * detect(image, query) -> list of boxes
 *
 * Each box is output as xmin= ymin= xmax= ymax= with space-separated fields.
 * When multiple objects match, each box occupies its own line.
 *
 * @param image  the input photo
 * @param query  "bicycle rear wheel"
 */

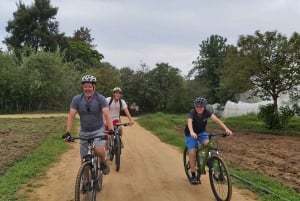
xmin=114 ymin=136 xmax=121 ymax=171
xmin=75 ymin=162 xmax=94 ymax=201
xmin=208 ymin=155 xmax=232 ymax=201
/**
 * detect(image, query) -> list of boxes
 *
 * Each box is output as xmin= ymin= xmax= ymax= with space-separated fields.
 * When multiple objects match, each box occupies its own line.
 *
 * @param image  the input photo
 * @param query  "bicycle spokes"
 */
xmin=209 ymin=156 xmax=232 ymax=201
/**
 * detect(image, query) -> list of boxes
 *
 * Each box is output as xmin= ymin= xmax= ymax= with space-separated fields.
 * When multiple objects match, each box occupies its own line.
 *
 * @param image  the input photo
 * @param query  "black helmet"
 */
xmin=194 ymin=97 xmax=207 ymax=106
xmin=81 ymin=75 xmax=96 ymax=84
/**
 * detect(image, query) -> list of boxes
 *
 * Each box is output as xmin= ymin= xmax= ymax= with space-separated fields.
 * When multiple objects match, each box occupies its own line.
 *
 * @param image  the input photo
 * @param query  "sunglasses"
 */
xmin=86 ymin=104 xmax=90 ymax=112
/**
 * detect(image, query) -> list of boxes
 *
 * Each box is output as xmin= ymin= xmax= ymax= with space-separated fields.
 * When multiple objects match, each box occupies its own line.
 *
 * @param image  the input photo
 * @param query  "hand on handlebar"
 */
xmin=62 ymin=132 xmax=74 ymax=142
xmin=107 ymin=129 xmax=115 ymax=135
xmin=224 ymin=129 xmax=233 ymax=136
xmin=190 ymin=132 xmax=197 ymax=139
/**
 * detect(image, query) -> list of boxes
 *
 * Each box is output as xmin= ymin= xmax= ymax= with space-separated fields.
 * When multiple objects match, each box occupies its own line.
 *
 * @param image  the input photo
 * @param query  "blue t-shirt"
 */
xmin=70 ymin=93 xmax=108 ymax=132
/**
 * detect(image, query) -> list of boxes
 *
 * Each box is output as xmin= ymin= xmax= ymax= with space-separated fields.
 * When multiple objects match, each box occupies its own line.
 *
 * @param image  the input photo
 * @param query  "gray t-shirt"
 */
xmin=70 ymin=93 xmax=108 ymax=132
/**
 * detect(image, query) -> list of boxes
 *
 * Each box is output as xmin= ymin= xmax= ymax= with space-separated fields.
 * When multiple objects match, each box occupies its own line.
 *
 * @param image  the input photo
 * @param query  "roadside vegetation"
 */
xmin=136 ymin=112 xmax=300 ymax=201
xmin=0 ymin=117 xmax=78 ymax=201
xmin=0 ymin=114 xmax=299 ymax=200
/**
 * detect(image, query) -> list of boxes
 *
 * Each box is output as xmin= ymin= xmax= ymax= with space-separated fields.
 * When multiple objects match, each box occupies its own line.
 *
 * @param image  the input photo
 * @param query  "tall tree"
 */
xmin=5 ymin=0 xmax=65 ymax=57
xmin=236 ymin=30 xmax=300 ymax=112
xmin=219 ymin=45 xmax=255 ymax=103
xmin=191 ymin=35 xmax=228 ymax=103
xmin=73 ymin=27 xmax=95 ymax=47
xmin=146 ymin=63 xmax=183 ymax=111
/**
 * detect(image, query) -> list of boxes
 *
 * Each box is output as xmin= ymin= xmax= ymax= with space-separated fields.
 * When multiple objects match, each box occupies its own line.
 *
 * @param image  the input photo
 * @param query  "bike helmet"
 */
xmin=81 ymin=75 xmax=96 ymax=84
xmin=113 ymin=87 xmax=122 ymax=93
xmin=194 ymin=97 xmax=207 ymax=106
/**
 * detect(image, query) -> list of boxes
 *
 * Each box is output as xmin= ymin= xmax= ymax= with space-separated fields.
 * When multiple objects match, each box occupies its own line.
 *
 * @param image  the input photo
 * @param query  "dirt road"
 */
xmin=20 ymin=116 xmax=257 ymax=201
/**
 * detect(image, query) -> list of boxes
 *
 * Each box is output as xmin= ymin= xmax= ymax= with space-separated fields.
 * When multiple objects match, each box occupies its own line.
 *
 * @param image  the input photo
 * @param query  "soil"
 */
xmin=213 ymin=129 xmax=300 ymax=194
xmin=1 ymin=114 xmax=299 ymax=200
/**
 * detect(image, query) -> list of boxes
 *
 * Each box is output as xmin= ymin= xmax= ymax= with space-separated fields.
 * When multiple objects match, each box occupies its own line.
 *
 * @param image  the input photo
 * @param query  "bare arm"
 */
xmin=66 ymin=108 xmax=77 ymax=133
xmin=210 ymin=114 xmax=233 ymax=135
xmin=187 ymin=118 xmax=197 ymax=138
xmin=123 ymin=107 xmax=134 ymax=125
xmin=103 ymin=106 xmax=114 ymax=131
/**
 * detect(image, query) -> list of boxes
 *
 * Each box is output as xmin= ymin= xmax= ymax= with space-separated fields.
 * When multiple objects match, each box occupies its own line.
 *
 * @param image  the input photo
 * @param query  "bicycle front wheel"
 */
xmin=75 ymin=162 xmax=94 ymax=201
xmin=108 ymin=139 xmax=114 ymax=161
xmin=208 ymin=155 xmax=232 ymax=201
xmin=114 ymin=136 xmax=121 ymax=171
xmin=95 ymin=156 xmax=103 ymax=192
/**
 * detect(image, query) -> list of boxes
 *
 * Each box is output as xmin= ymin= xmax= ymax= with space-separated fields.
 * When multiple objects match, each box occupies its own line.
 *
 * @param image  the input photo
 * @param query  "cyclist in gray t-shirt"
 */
xmin=62 ymin=75 xmax=114 ymax=175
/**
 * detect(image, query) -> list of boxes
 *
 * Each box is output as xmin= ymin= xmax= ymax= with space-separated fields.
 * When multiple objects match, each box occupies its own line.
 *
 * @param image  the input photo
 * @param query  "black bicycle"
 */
xmin=73 ymin=135 xmax=109 ymax=201
xmin=183 ymin=133 xmax=232 ymax=201
xmin=107 ymin=122 xmax=130 ymax=172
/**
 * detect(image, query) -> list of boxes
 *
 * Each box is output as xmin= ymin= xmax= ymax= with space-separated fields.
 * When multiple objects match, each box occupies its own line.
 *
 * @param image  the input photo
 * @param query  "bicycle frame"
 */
xmin=107 ymin=122 xmax=130 ymax=171
xmin=73 ymin=135 xmax=107 ymax=201
xmin=196 ymin=140 xmax=214 ymax=174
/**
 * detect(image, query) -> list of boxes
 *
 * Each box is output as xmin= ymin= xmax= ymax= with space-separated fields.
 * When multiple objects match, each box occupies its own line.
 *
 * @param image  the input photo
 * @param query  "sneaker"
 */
xmin=101 ymin=160 xmax=110 ymax=175
xmin=190 ymin=176 xmax=199 ymax=185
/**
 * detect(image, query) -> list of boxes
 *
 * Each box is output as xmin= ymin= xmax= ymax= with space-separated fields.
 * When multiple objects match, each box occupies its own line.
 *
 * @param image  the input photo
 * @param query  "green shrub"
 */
xmin=258 ymin=104 xmax=298 ymax=130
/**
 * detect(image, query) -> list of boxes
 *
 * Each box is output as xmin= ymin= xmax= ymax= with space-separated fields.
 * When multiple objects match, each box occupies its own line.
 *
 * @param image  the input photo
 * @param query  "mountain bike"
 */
xmin=73 ymin=133 xmax=112 ymax=201
xmin=183 ymin=133 xmax=232 ymax=201
xmin=107 ymin=122 xmax=130 ymax=172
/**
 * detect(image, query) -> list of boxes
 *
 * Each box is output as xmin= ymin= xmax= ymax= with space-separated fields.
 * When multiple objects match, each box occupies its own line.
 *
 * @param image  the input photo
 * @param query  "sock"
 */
xmin=192 ymin=172 xmax=196 ymax=177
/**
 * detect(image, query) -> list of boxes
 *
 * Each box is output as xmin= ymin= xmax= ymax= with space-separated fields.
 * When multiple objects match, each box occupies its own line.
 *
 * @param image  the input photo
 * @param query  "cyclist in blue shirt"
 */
xmin=62 ymin=75 xmax=114 ymax=175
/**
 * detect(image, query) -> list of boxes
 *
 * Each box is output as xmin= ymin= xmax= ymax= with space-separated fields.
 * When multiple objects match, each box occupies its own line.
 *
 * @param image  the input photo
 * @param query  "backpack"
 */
xmin=108 ymin=97 xmax=123 ymax=117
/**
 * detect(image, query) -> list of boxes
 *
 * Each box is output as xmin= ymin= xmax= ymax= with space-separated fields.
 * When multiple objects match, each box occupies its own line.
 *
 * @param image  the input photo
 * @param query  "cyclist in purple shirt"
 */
xmin=184 ymin=97 xmax=233 ymax=184
xmin=62 ymin=75 xmax=114 ymax=175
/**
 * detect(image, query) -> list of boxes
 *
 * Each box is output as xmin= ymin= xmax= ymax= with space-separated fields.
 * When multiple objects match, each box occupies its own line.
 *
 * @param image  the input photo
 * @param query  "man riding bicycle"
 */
xmin=62 ymin=75 xmax=114 ymax=175
xmin=106 ymin=87 xmax=134 ymax=148
xmin=184 ymin=97 xmax=233 ymax=184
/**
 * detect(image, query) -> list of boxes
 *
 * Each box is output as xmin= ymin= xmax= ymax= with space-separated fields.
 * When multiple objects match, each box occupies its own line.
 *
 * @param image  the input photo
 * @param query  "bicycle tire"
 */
xmin=208 ymin=155 xmax=232 ymax=201
xmin=109 ymin=139 xmax=114 ymax=161
xmin=114 ymin=136 xmax=121 ymax=171
xmin=75 ymin=161 xmax=94 ymax=201
xmin=95 ymin=156 xmax=103 ymax=192
xmin=183 ymin=147 xmax=200 ymax=183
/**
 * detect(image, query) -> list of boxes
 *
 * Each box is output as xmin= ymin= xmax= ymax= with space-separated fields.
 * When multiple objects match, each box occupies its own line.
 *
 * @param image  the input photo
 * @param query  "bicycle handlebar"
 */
xmin=197 ymin=132 xmax=228 ymax=138
xmin=114 ymin=122 xmax=131 ymax=127
xmin=72 ymin=135 xmax=108 ymax=141
xmin=210 ymin=133 xmax=228 ymax=137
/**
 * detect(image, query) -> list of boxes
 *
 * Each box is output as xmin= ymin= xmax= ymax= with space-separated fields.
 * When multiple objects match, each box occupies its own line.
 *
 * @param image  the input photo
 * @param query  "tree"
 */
xmin=146 ymin=63 xmax=183 ymax=112
xmin=63 ymin=27 xmax=104 ymax=70
xmin=5 ymin=0 xmax=65 ymax=57
xmin=191 ymin=35 xmax=228 ymax=103
xmin=237 ymin=30 xmax=300 ymax=113
xmin=73 ymin=27 xmax=95 ymax=47
xmin=219 ymin=45 xmax=255 ymax=103
xmin=0 ymin=52 xmax=19 ymax=112
xmin=64 ymin=40 xmax=104 ymax=71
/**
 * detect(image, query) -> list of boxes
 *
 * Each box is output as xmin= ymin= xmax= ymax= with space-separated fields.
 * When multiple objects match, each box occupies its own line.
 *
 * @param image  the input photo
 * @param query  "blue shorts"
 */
xmin=79 ymin=127 xmax=106 ymax=158
xmin=185 ymin=131 xmax=209 ymax=150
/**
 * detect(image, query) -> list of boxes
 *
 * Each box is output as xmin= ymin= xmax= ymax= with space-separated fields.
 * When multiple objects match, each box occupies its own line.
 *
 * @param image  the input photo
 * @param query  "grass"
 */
xmin=0 ymin=117 xmax=77 ymax=201
xmin=211 ymin=113 xmax=300 ymax=136
xmin=0 ymin=113 xmax=299 ymax=200
xmin=230 ymin=168 xmax=300 ymax=201
xmin=136 ymin=112 xmax=300 ymax=201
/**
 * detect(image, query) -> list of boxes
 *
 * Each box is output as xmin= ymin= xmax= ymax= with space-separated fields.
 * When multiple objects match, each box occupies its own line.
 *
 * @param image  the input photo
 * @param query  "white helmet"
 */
xmin=81 ymin=75 xmax=96 ymax=84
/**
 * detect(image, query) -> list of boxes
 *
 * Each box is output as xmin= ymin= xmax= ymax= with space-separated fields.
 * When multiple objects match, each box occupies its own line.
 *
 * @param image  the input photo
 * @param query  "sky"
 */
xmin=1 ymin=0 xmax=300 ymax=76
